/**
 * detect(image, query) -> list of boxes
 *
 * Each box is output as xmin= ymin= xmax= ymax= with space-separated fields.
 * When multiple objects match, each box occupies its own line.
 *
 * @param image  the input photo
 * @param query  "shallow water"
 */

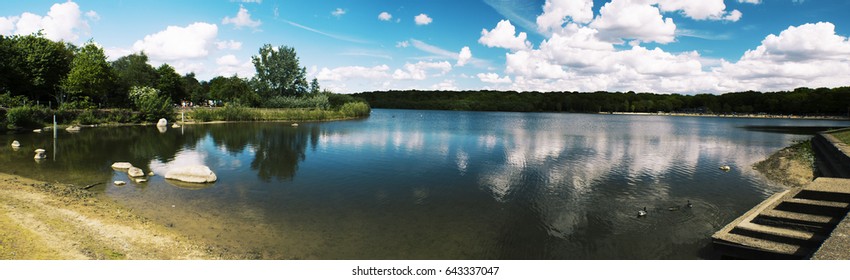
xmin=2 ymin=109 xmax=848 ymax=259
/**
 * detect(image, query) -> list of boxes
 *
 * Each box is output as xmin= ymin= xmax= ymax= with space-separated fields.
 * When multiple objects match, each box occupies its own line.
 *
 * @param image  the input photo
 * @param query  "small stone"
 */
xmin=156 ymin=118 xmax=168 ymax=127
xmin=33 ymin=129 xmax=42 ymax=133
xmin=171 ymin=123 xmax=181 ymax=128
xmin=11 ymin=140 xmax=20 ymax=147
xmin=34 ymin=149 xmax=47 ymax=160
xmin=128 ymin=167 xmax=145 ymax=178
xmin=114 ymin=180 xmax=126 ymax=186
xmin=148 ymin=171 xmax=155 ymax=176
xmin=65 ymin=126 xmax=81 ymax=132
xmin=291 ymin=123 xmax=299 ymax=127
xmin=135 ymin=178 xmax=147 ymax=183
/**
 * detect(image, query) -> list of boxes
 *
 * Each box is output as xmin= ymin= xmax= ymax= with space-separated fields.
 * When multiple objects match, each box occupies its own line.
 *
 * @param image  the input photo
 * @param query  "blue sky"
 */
xmin=2 ymin=0 xmax=849 ymax=94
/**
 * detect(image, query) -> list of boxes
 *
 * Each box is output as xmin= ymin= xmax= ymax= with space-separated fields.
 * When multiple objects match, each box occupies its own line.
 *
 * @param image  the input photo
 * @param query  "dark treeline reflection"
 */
xmin=206 ymin=123 xmax=319 ymax=182
xmin=0 ymin=123 xmax=322 ymax=185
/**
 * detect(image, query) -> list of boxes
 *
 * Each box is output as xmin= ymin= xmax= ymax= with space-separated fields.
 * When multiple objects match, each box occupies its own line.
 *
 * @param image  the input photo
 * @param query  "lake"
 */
xmin=2 ymin=109 xmax=849 ymax=259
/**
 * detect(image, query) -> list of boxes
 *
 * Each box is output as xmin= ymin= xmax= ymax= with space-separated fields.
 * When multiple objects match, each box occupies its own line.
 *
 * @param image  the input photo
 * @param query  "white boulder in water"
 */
xmin=128 ymin=167 xmax=145 ymax=178
xmin=111 ymin=162 xmax=133 ymax=169
xmin=156 ymin=118 xmax=168 ymax=127
xmin=11 ymin=140 xmax=20 ymax=148
xmin=171 ymin=123 xmax=180 ymax=128
xmin=66 ymin=126 xmax=81 ymax=132
xmin=165 ymin=165 xmax=217 ymax=183
xmin=34 ymin=149 xmax=47 ymax=159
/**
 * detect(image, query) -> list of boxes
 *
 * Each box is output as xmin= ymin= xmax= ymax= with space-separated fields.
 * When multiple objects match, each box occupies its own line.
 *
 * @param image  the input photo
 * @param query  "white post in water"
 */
xmin=182 ymin=110 xmax=185 ymax=123
xmin=53 ymin=115 xmax=57 ymax=139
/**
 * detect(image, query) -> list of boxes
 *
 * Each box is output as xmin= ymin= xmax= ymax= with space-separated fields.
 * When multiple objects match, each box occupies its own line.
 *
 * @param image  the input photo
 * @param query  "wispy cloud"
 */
xmin=339 ymin=49 xmax=393 ymax=60
xmin=409 ymin=39 xmax=489 ymax=68
xmin=482 ymin=0 xmax=540 ymax=35
xmin=677 ymin=28 xmax=732 ymax=40
xmin=281 ymin=19 xmax=372 ymax=44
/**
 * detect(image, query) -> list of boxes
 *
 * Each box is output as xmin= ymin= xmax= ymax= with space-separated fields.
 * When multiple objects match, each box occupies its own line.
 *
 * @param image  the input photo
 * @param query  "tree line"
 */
xmin=1 ymin=32 xmax=371 ymax=129
xmin=0 ymin=32 xmax=325 ymax=110
xmin=354 ymin=87 xmax=850 ymax=116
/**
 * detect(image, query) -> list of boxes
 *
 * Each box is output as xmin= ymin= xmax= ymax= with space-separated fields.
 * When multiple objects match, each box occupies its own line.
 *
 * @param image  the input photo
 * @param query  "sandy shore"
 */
xmin=0 ymin=172 xmax=216 ymax=260
xmin=753 ymin=141 xmax=815 ymax=188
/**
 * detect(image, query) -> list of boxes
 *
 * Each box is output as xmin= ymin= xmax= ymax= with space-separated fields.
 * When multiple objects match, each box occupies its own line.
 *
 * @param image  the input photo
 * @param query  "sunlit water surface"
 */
xmin=2 ymin=109 xmax=848 ymax=259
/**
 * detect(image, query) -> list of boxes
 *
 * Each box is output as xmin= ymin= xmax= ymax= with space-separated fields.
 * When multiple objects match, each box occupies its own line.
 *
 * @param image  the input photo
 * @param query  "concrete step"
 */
xmin=783 ymin=198 xmax=849 ymax=209
xmin=758 ymin=209 xmax=838 ymax=225
xmin=806 ymin=177 xmax=850 ymax=195
xmin=713 ymin=232 xmax=810 ymax=257
xmin=735 ymin=222 xmax=825 ymax=242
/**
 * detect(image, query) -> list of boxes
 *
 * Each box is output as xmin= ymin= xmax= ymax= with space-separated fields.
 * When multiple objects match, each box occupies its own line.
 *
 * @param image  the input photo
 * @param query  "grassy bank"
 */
xmin=831 ymin=129 xmax=850 ymax=145
xmin=753 ymin=139 xmax=815 ymax=188
xmin=186 ymin=102 xmax=371 ymax=122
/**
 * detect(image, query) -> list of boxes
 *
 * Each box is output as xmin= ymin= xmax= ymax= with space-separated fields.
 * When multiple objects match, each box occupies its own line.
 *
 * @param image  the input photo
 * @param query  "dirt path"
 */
xmin=0 ymin=173 xmax=215 ymax=259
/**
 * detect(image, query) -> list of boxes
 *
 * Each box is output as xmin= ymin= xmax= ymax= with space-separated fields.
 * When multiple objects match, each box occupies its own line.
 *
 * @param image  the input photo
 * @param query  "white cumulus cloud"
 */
xmin=477 ymin=73 xmax=513 ymax=84
xmin=415 ymin=14 xmax=433 ymax=25
xmin=590 ymin=0 xmax=677 ymax=44
xmin=332 ymin=8 xmax=346 ymax=18
xmin=536 ymin=0 xmax=594 ymax=33
xmin=215 ymin=54 xmax=255 ymax=78
xmin=457 ymin=46 xmax=472 ymax=66
xmin=479 ymin=20 xmax=532 ymax=51
xmin=316 ymin=65 xmax=391 ymax=81
xmin=216 ymin=40 xmax=242 ymax=50
xmin=132 ymin=22 xmax=218 ymax=62
xmin=222 ymin=5 xmax=261 ymax=29
xmin=379 ymin=12 xmax=392 ymax=21
xmin=1 ymin=1 xmax=92 ymax=42
xmin=392 ymin=61 xmax=452 ymax=80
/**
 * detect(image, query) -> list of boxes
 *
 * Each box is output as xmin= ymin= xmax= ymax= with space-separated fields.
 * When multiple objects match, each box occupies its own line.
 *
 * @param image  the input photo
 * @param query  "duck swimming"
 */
xmin=638 ymin=207 xmax=647 ymax=217
xmin=687 ymin=200 xmax=693 ymax=208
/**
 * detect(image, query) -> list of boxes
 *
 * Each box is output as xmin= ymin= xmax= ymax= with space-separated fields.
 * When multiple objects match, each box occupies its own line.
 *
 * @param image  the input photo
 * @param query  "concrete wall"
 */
xmin=813 ymin=128 xmax=850 ymax=179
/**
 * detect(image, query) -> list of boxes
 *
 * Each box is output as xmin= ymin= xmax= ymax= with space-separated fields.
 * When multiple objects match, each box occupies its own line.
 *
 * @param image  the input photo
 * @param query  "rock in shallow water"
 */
xmin=165 ymin=165 xmax=217 ymax=183
xmin=128 ymin=167 xmax=145 ymax=178
xmin=111 ymin=162 xmax=133 ymax=169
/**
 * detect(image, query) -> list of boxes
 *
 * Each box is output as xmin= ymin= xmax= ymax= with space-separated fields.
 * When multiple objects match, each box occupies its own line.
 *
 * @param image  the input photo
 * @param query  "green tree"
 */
xmin=111 ymin=52 xmax=158 ymax=106
xmin=209 ymin=75 xmax=257 ymax=106
xmin=129 ymin=86 xmax=172 ymax=121
xmin=156 ymin=64 xmax=185 ymax=104
xmin=5 ymin=33 xmax=73 ymax=104
xmin=251 ymin=44 xmax=308 ymax=98
xmin=61 ymin=43 xmax=116 ymax=107
xmin=309 ymin=78 xmax=321 ymax=95
xmin=182 ymin=72 xmax=207 ymax=105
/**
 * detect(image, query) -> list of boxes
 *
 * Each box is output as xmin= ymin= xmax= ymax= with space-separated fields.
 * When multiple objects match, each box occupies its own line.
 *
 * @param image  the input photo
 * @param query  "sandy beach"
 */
xmin=0 ymin=172 xmax=215 ymax=260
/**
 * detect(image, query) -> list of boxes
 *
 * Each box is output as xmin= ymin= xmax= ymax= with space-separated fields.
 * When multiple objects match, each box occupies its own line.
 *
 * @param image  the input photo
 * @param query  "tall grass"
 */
xmin=187 ymin=102 xmax=370 ymax=122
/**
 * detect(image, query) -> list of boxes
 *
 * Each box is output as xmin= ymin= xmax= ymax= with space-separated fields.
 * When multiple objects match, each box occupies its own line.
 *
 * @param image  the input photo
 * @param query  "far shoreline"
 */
xmin=601 ymin=111 xmax=850 ymax=121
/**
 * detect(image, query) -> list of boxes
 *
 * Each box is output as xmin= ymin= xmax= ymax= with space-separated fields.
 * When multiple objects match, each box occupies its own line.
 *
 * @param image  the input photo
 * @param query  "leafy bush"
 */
xmin=130 ymin=86 xmax=173 ymax=122
xmin=327 ymin=93 xmax=365 ymax=109
xmin=339 ymin=102 xmax=371 ymax=118
xmin=265 ymin=94 xmax=330 ymax=109
xmin=5 ymin=105 xmax=50 ymax=129
xmin=75 ymin=109 xmax=98 ymax=125
xmin=59 ymin=97 xmax=97 ymax=110
xmin=0 ymin=91 xmax=30 ymax=108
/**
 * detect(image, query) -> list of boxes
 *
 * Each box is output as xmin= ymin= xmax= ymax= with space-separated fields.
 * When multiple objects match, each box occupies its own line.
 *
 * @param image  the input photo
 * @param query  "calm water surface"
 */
xmin=2 ymin=109 xmax=849 ymax=259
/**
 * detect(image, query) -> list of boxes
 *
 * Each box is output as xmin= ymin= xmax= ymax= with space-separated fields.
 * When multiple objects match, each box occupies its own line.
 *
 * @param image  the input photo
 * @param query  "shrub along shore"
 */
xmin=1 ymin=94 xmax=370 ymax=132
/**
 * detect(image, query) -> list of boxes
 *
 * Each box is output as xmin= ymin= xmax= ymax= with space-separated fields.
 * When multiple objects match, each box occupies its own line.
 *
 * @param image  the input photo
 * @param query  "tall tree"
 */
xmin=251 ymin=44 xmax=308 ymax=98
xmin=111 ymin=52 xmax=158 ymax=106
xmin=182 ymin=72 xmax=207 ymax=104
xmin=309 ymin=78 xmax=321 ymax=95
xmin=156 ymin=64 xmax=186 ymax=103
xmin=61 ymin=43 xmax=116 ymax=107
xmin=4 ymin=33 xmax=73 ymax=104
xmin=210 ymin=75 xmax=257 ymax=106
